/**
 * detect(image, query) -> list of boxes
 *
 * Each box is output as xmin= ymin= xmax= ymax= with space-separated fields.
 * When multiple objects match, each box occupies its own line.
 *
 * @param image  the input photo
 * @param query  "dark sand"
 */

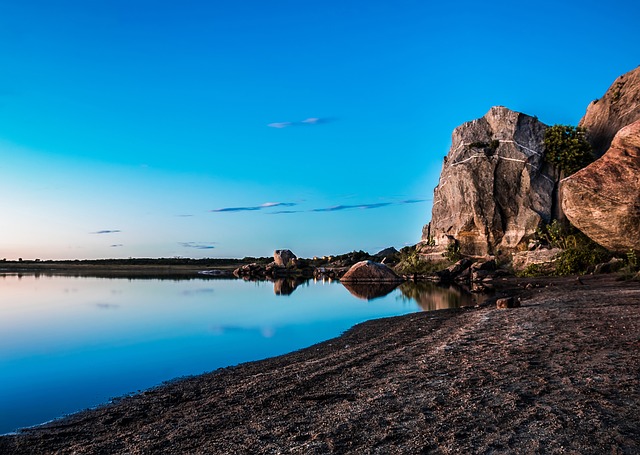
xmin=1 ymin=274 xmax=639 ymax=454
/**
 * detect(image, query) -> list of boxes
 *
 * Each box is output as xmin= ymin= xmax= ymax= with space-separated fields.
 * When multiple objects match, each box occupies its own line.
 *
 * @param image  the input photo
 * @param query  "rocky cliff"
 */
xmin=561 ymin=120 xmax=640 ymax=253
xmin=422 ymin=106 xmax=558 ymax=257
xmin=579 ymin=66 xmax=640 ymax=157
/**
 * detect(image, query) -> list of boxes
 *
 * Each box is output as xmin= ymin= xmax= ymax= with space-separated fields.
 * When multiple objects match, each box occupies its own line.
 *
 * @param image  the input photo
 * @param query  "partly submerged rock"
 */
xmin=422 ymin=106 xmax=557 ymax=257
xmin=562 ymin=120 xmax=640 ymax=252
xmin=579 ymin=66 xmax=640 ymax=157
xmin=340 ymin=260 xmax=402 ymax=282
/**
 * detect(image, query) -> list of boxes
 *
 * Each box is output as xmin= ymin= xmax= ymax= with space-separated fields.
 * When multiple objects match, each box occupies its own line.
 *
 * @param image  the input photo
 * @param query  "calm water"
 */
xmin=0 ymin=273 xmax=478 ymax=434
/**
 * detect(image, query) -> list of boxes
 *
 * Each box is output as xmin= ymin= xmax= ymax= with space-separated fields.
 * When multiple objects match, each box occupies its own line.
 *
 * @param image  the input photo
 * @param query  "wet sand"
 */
xmin=1 ymin=274 xmax=639 ymax=454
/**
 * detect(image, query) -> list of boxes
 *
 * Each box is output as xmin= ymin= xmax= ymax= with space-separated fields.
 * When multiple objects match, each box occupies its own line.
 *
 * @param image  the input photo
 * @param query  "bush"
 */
xmin=396 ymin=246 xmax=447 ymax=275
xmin=554 ymin=243 xmax=610 ymax=276
xmin=519 ymin=263 xmax=551 ymax=277
xmin=443 ymin=241 xmax=461 ymax=262
xmin=544 ymin=125 xmax=594 ymax=175
xmin=619 ymin=250 xmax=640 ymax=280
xmin=533 ymin=221 xmax=611 ymax=276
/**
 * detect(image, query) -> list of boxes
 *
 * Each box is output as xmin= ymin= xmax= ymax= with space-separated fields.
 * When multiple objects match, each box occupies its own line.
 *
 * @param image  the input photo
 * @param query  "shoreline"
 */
xmin=1 ymin=274 xmax=639 ymax=453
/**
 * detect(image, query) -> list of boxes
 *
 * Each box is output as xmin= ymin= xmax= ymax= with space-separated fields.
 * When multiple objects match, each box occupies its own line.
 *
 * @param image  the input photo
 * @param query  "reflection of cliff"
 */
xmin=399 ymin=282 xmax=477 ymax=311
xmin=273 ymin=278 xmax=306 ymax=296
xmin=341 ymin=281 xmax=400 ymax=301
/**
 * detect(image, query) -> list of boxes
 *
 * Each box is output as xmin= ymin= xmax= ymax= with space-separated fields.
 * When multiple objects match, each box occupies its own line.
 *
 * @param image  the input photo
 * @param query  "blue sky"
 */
xmin=0 ymin=0 xmax=638 ymax=260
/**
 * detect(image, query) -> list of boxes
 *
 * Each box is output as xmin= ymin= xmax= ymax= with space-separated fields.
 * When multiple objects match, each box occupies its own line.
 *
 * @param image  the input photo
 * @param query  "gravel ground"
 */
xmin=1 ymin=274 xmax=639 ymax=454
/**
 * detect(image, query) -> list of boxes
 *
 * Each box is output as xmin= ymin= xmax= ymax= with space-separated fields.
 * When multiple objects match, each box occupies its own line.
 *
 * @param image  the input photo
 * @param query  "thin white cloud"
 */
xmin=179 ymin=242 xmax=217 ymax=250
xmin=268 ymin=122 xmax=293 ymax=129
xmin=267 ymin=117 xmax=333 ymax=128
xmin=210 ymin=202 xmax=297 ymax=213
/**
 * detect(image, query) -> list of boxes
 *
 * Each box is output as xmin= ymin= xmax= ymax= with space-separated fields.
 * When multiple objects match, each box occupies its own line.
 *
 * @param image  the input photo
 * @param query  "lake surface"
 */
xmin=0 ymin=273 xmax=479 ymax=434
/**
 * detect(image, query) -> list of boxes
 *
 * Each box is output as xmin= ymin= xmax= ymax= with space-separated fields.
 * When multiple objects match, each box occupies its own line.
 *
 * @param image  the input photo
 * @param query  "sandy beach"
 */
xmin=1 ymin=274 xmax=639 ymax=454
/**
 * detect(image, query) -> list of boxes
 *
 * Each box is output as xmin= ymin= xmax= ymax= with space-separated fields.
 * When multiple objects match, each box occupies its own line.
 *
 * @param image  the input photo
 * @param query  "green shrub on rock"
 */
xmin=396 ymin=246 xmax=447 ymax=275
xmin=543 ymin=124 xmax=594 ymax=175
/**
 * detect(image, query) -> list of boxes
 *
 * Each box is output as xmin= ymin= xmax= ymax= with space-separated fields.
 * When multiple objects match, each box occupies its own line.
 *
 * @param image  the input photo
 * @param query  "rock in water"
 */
xmin=423 ymin=106 xmax=557 ymax=256
xmin=579 ymin=66 xmax=640 ymax=157
xmin=340 ymin=260 xmax=402 ymax=282
xmin=561 ymin=120 xmax=640 ymax=252
xmin=273 ymin=249 xmax=297 ymax=267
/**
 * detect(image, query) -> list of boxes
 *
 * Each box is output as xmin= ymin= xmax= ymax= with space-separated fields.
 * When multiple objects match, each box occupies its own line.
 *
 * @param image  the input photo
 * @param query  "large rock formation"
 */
xmin=561 ymin=120 xmax=640 ymax=252
xmin=579 ymin=66 xmax=640 ymax=157
xmin=422 ymin=106 xmax=558 ymax=256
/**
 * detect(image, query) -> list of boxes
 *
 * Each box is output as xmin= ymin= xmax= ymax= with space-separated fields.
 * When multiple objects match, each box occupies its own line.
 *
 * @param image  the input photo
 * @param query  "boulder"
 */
xmin=511 ymin=248 xmax=562 ymax=274
xmin=561 ymin=120 xmax=640 ymax=252
xmin=273 ymin=249 xmax=297 ymax=267
xmin=436 ymin=258 xmax=472 ymax=283
xmin=579 ymin=66 xmax=640 ymax=157
xmin=496 ymin=297 xmax=520 ymax=309
xmin=422 ymin=106 xmax=558 ymax=257
xmin=593 ymin=257 xmax=625 ymax=275
xmin=340 ymin=260 xmax=402 ymax=282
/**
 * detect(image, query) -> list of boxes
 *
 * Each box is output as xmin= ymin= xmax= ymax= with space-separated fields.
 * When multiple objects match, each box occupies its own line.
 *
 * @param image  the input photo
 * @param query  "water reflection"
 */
xmin=398 ymin=281 xmax=488 ymax=311
xmin=0 ymin=273 xmax=482 ymax=435
xmin=341 ymin=281 xmax=400 ymax=301
xmin=273 ymin=278 xmax=306 ymax=296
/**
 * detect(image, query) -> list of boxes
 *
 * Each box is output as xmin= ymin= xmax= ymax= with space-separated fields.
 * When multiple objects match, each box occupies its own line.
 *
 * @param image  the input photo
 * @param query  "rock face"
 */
xmin=579 ymin=66 xmax=640 ymax=157
xmin=423 ymin=106 xmax=558 ymax=256
xmin=273 ymin=249 xmax=297 ymax=267
xmin=340 ymin=260 xmax=402 ymax=282
xmin=561 ymin=120 xmax=640 ymax=252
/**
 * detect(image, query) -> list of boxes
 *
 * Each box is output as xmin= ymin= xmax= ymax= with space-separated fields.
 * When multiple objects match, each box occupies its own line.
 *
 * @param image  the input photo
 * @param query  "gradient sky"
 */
xmin=0 ymin=0 xmax=638 ymax=260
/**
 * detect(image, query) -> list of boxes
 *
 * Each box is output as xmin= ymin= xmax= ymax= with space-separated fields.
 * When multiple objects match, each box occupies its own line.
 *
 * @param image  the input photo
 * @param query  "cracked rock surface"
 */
xmin=423 ymin=106 xmax=558 ymax=256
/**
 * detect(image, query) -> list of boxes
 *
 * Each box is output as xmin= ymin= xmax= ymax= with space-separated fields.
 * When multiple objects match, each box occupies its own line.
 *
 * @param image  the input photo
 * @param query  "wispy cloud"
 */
xmin=268 ymin=117 xmax=333 ymax=128
xmin=91 ymin=230 xmax=121 ymax=234
xmin=400 ymin=199 xmax=427 ymax=204
xmin=210 ymin=202 xmax=297 ymax=213
xmin=268 ymin=210 xmax=301 ymax=215
xmin=311 ymin=202 xmax=393 ymax=212
xmin=175 ymin=214 xmax=194 ymax=217
xmin=212 ymin=199 xmax=429 ymax=215
xmin=266 ymin=199 xmax=429 ymax=215
xmin=179 ymin=242 xmax=216 ymax=250
xmin=267 ymin=122 xmax=293 ymax=129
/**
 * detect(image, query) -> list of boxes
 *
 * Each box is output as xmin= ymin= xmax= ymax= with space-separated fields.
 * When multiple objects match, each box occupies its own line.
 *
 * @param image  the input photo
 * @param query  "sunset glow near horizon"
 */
xmin=0 ymin=0 xmax=638 ymax=260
